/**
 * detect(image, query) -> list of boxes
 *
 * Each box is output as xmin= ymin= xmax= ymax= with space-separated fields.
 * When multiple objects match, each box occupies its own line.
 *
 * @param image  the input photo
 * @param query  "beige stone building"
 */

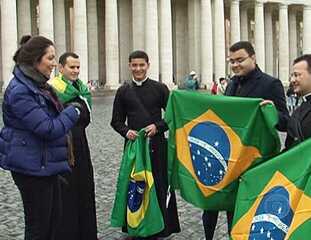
xmin=0 ymin=0 xmax=310 ymax=91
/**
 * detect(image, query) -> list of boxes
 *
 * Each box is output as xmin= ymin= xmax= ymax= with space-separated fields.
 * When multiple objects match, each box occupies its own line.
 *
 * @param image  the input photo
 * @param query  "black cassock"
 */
xmin=285 ymin=96 xmax=311 ymax=149
xmin=57 ymin=98 xmax=97 ymax=240
xmin=111 ymin=78 xmax=180 ymax=238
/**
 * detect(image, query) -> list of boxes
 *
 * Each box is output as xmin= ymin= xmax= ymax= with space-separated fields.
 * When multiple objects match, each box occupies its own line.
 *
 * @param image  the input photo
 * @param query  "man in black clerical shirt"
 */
xmin=285 ymin=54 xmax=311 ymax=149
xmin=111 ymin=50 xmax=180 ymax=240
xmin=202 ymin=41 xmax=289 ymax=240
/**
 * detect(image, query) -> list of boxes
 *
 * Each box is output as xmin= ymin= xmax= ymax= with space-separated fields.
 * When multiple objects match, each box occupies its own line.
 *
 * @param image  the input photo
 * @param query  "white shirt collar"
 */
xmin=132 ymin=77 xmax=148 ymax=86
xmin=302 ymin=92 xmax=311 ymax=102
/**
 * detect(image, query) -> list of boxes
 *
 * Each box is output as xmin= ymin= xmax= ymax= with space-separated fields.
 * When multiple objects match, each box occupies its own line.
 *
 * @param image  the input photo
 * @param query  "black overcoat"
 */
xmin=57 ymin=97 xmax=97 ymax=240
xmin=285 ymin=96 xmax=311 ymax=148
xmin=225 ymin=66 xmax=289 ymax=131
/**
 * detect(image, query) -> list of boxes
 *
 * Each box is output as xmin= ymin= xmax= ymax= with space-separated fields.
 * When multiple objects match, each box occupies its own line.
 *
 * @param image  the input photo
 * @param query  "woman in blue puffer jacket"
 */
xmin=0 ymin=35 xmax=80 ymax=240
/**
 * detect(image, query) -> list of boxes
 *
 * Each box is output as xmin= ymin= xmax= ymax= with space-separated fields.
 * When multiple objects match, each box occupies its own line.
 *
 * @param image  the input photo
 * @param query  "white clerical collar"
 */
xmin=302 ymin=92 xmax=311 ymax=102
xmin=132 ymin=77 xmax=148 ymax=86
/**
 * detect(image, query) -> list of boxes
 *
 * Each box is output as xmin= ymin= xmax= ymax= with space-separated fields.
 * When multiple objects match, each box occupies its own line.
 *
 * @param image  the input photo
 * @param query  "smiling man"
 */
xmin=225 ymin=41 xmax=289 ymax=131
xmin=111 ymin=50 xmax=180 ymax=240
xmin=202 ymin=41 xmax=289 ymax=240
xmin=285 ymin=54 xmax=311 ymax=149
xmin=49 ymin=52 xmax=97 ymax=240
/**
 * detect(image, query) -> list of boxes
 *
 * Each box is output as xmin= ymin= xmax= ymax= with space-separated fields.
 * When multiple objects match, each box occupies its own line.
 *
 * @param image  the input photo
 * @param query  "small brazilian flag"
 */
xmin=165 ymin=90 xmax=280 ymax=211
xmin=110 ymin=130 xmax=164 ymax=237
xmin=231 ymin=139 xmax=311 ymax=239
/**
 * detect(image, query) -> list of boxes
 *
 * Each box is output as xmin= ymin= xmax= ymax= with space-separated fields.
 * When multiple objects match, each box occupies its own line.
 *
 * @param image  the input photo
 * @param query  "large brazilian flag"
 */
xmin=165 ymin=90 xmax=280 ymax=211
xmin=110 ymin=130 xmax=164 ymax=237
xmin=231 ymin=139 xmax=311 ymax=239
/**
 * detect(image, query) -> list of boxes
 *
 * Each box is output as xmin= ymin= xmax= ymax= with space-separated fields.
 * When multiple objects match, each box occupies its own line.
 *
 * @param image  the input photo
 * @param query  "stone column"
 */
xmin=159 ymin=0 xmax=174 ymax=87
xmin=201 ymin=0 xmax=213 ymax=88
xmin=303 ymin=5 xmax=311 ymax=54
xmin=254 ymin=1 xmax=265 ymax=70
xmin=87 ymin=0 xmax=99 ymax=82
xmin=264 ymin=5 xmax=273 ymax=75
xmin=188 ymin=0 xmax=201 ymax=77
xmin=279 ymin=4 xmax=289 ymax=85
xmin=96 ymin=0 xmax=105 ymax=85
xmin=213 ymin=0 xmax=226 ymax=81
xmin=30 ymin=0 xmax=39 ymax=35
xmin=17 ymin=0 xmax=32 ymax=39
xmin=240 ymin=6 xmax=248 ymax=41
xmin=145 ymin=0 xmax=159 ymax=80
xmin=53 ymin=0 xmax=67 ymax=62
xmin=119 ymin=0 xmax=132 ymax=83
xmin=105 ymin=0 xmax=120 ymax=88
xmin=1 ymin=0 xmax=18 ymax=90
xmin=132 ymin=0 xmax=145 ymax=50
xmin=230 ymin=0 xmax=240 ymax=45
xmin=174 ymin=0 xmax=188 ymax=86
xmin=297 ymin=13 xmax=303 ymax=56
xmin=289 ymin=8 xmax=298 ymax=65
xmin=272 ymin=16 xmax=278 ymax=76
xmin=195 ymin=0 xmax=200 ymax=75
xmin=73 ymin=0 xmax=88 ymax=83
xmin=39 ymin=0 xmax=54 ymax=40
xmin=64 ymin=0 xmax=72 ymax=51
xmin=188 ymin=0 xmax=194 ymax=72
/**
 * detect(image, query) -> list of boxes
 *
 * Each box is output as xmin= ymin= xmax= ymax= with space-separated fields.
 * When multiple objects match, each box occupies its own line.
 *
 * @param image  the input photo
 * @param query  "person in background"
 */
xmin=210 ymin=79 xmax=218 ymax=95
xmin=217 ymin=77 xmax=228 ymax=95
xmin=0 ymin=36 xmax=80 ymax=240
xmin=185 ymin=70 xmax=199 ymax=90
xmin=49 ymin=52 xmax=97 ymax=240
xmin=286 ymin=80 xmax=299 ymax=115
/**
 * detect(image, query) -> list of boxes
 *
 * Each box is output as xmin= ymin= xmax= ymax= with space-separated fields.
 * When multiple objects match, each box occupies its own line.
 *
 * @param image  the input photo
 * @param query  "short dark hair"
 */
xmin=229 ymin=41 xmax=255 ymax=56
xmin=13 ymin=35 xmax=54 ymax=66
xmin=293 ymin=54 xmax=311 ymax=73
xmin=129 ymin=50 xmax=149 ymax=63
xmin=59 ymin=52 xmax=79 ymax=66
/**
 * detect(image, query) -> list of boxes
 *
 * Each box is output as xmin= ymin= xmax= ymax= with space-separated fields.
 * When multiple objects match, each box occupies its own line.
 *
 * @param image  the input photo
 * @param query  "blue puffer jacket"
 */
xmin=0 ymin=67 xmax=79 ymax=176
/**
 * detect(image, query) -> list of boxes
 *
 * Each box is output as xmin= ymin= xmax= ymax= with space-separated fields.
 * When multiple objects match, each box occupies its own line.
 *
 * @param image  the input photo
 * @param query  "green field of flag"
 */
xmin=165 ymin=90 xmax=280 ymax=211
xmin=110 ymin=130 xmax=164 ymax=237
xmin=231 ymin=139 xmax=311 ymax=239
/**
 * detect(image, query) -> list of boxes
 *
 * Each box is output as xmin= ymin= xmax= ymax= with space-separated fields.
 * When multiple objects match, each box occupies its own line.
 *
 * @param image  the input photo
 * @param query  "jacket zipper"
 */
xmin=41 ymin=142 xmax=47 ymax=169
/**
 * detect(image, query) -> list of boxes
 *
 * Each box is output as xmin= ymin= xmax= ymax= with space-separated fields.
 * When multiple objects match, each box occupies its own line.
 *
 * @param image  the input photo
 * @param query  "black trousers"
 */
xmin=202 ymin=210 xmax=233 ymax=240
xmin=11 ymin=172 xmax=62 ymax=240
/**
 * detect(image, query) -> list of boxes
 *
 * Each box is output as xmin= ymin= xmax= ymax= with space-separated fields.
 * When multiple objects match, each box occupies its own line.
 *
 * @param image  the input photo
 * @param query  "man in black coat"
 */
xmin=51 ymin=52 xmax=97 ymax=240
xmin=202 ymin=41 xmax=289 ymax=239
xmin=285 ymin=54 xmax=311 ymax=149
xmin=111 ymin=50 xmax=180 ymax=240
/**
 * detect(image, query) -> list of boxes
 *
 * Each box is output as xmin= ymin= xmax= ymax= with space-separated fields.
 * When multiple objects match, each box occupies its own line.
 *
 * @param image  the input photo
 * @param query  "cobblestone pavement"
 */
xmin=0 ymin=96 xmax=286 ymax=240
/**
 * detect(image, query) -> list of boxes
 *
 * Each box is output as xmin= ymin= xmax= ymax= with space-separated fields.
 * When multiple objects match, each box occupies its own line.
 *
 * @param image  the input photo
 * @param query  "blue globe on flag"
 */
xmin=127 ymin=179 xmax=146 ymax=212
xmin=248 ymin=186 xmax=293 ymax=240
xmin=188 ymin=121 xmax=230 ymax=186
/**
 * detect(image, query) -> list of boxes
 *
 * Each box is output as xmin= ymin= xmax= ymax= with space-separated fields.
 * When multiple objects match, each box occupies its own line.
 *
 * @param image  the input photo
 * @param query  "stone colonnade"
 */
xmin=1 ymin=0 xmax=311 ymax=91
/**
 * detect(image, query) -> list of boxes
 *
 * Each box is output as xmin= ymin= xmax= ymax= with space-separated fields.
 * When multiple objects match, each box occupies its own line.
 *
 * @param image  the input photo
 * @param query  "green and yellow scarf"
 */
xmin=49 ymin=74 xmax=92 ymax=112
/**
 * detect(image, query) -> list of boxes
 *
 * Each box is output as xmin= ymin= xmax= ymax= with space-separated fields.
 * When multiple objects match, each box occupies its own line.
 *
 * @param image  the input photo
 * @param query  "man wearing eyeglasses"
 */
xmin=285 ymin=54 xmax=311 ymax=149
xmin=202 ymin=41 xmax=289 ymax=240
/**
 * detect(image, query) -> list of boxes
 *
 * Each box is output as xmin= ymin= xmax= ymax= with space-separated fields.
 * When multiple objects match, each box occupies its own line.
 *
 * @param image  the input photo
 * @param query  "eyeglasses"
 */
xmin=228 ymin=56 xmax=250 ymax=65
